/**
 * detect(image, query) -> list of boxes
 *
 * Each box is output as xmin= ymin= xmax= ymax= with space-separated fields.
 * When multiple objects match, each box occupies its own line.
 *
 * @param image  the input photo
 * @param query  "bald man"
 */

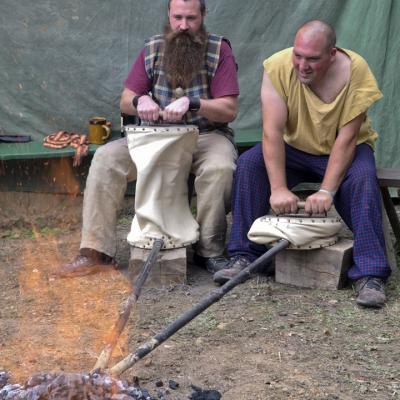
xmin=214 ymin=20 xmax=391 ymax=308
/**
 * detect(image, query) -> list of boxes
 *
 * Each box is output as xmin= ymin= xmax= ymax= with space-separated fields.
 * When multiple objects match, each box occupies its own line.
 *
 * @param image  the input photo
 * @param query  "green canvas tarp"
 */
xmin=0 ymin=0 xmax=398 ymax=166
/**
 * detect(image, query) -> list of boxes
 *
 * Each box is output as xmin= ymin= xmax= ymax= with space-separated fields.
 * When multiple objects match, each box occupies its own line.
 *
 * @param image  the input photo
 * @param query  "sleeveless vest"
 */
xmin=144 ymin=33 xmax=229 ymax=132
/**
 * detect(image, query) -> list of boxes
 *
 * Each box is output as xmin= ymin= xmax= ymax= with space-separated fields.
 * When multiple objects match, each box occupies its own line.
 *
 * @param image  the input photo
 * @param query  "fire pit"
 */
xmin=0 ymin=371 xmax=221 ymax=400
xmin=0 ymin=371 xmax=154 ymax=399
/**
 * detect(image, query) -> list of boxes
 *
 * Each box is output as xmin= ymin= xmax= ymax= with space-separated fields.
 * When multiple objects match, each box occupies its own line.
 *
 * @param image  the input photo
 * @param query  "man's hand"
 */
xmin=163 ymin=96 xmax=190 ymax=122
xmin=137 ymin=95 xmax=160 ymax=122
xmin=270 ymin=188 xmax=300 ymax=215
xmin=305 ymin=191 xmax=332 ymax=214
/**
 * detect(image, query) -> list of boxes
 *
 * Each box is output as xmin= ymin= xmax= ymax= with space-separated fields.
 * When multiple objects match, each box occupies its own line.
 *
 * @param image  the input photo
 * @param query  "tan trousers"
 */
xmin=81 ymin=131 xmax=237 ymax=258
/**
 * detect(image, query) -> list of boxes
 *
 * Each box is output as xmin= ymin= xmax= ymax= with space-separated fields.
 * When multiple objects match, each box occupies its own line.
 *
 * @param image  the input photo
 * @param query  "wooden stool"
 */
xmin=275 ymin=238 xmax=353 ymax=290
xmin=129 ymin=247 xmax=187 ymax=287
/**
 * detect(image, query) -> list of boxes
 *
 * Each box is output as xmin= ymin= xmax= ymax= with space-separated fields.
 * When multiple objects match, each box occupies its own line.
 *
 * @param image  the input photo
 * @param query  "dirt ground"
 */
xmin=0 ymin=214 xmax=399 ymax=400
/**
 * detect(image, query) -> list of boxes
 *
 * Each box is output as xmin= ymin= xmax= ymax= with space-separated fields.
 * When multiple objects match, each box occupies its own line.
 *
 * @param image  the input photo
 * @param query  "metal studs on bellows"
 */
xmin=247 ymin=214 xmax=343 ymax=250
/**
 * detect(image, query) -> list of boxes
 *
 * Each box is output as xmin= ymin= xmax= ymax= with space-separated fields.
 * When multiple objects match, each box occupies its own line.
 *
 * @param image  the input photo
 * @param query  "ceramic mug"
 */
xmin=88 ymin=117 xmax=111 ymax=144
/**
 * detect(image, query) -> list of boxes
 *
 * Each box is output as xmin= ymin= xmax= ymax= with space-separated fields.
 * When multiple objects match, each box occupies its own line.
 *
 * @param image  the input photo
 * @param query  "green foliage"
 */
xmin=1 ymin=225 xmax=65 ymax=239
xmin=117 ymin=216 xmax=132 ymax=226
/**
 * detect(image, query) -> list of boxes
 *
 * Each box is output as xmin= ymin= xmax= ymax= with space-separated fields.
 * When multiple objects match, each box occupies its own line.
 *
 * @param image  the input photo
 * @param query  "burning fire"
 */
xmin=1 ymin=228 xmax=131 ymax=382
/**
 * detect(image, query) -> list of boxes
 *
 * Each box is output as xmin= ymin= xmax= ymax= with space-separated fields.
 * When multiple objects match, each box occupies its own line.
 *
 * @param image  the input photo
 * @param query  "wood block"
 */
xmin=381 ymin=196 xmax=398 ymax=271
xmin=275 ymin=238 xmax=353 ymax=290
xmin=129 ymin=246 xmax=187 ymax=287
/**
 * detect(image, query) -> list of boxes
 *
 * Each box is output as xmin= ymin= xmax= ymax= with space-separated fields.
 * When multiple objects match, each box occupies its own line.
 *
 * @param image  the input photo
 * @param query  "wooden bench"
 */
xmin=377 ymin=168 xmax=400 ymax=243
xmin=0 ymin=131 xmax=122 ymax=161
xmin=1 ymin=128 xmax=399 ymax=244
xmin=0 ymin=130 xmax=124 ymax=194
xmin=0 ymin=128 xmax=261 ymax=195
xmin=0 ymin=128 xmax=261 ymax=161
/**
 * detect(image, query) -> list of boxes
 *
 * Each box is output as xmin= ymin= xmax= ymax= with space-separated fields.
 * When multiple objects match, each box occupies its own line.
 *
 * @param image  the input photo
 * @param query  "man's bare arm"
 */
xmin=196 ymin=95 xmax=238 ymax=123
xmin=261 ymin=71 xmax=299 ymax=214
xmin=305 ymin=113 xmax=365 ymax=214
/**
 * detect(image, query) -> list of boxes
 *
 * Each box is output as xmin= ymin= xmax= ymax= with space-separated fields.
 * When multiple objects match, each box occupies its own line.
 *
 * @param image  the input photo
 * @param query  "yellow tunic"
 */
xmin=263 ymin=47 xmax=382 ymax=155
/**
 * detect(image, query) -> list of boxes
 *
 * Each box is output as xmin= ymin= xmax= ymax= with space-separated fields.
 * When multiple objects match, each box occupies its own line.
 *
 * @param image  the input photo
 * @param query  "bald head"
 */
xmin=296 ymin=20 xmax=336 ymax=52
xmin=292 ymin=20 xmax=337 ymax=85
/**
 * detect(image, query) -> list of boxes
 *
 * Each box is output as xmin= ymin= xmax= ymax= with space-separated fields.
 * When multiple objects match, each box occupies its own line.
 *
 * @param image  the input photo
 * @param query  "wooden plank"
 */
xmin=0 ymin=157 xmax=90 ymax=194
xmin=377 ymin=167 xmax=400 ymax=188
xmin=234 ymin=128 xmax=262 ymax=147
xmin=380 ymin=186 xmax=400 ymax=242
xmin=0 ymin=140 xmax=77 ymax=160
xmin=0 ymin=128 xmax=262 ymax=160
xmin=376 ymin=168 xmax=400 ymax=242
xmin=381 ymin=198 xmax=398 ymax=271
xmin=0 ymin=130 xmax=122 ymax=161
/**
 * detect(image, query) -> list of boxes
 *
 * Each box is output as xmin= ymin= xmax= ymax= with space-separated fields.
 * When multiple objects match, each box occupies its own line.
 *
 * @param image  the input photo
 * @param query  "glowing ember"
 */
xmin=0 ymin=371 xmax=157 ymax=399
xmin=0 ymin=372 xmax=222 ymax=399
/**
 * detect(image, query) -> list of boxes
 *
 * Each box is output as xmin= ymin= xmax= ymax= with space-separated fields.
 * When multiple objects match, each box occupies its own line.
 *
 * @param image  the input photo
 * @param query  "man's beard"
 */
xmin=163 ymin=24 xmax=207 ymax=89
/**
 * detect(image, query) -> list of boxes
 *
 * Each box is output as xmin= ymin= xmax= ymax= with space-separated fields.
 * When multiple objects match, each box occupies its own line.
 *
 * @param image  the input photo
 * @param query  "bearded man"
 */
xmin=58 ymin=0 xmax=239 ymax=276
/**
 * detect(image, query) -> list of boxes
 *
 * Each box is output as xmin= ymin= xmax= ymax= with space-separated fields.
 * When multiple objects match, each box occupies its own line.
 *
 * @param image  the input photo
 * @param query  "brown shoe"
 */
xmin=354 ymin=276 xmax=386 ymax=308
xmin=193 ymin=253 xmax=230 ymax=273
xmin=57 ymin=250 xmax=118 ymax=278
xmin=213 ymin=256 xmax=251 ymax=285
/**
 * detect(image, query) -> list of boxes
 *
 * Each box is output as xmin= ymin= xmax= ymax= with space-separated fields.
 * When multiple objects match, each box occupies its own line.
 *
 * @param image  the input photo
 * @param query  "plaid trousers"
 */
xmin=227 ymin=142 xmax=391 ymax=280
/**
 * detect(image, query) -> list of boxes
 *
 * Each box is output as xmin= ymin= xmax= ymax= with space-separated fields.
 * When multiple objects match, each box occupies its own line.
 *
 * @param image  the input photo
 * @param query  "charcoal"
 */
xmin=0 ymin=384 xmax=23 ymax=400
xmin=0 ymin=371 xmax=220 ymax=400
xmin=0 ymin=372 xmax=10 ymax=389
xmin=139 ymin=388 xmax=153 ymax=399
xmin=0 ymin=371 xmax=156 ymax=400
xmin=156 ymin=389 xmax=166 ymax=400
xmin=168 ymin=380 xmax=179 ymax=390
xmin=189 ymin=385 xmax=221 ymax=400
xmin=111 ymin=395 xmax=134 ymax=400
xmin=123 ymin=387 xmax=145 ymax=397
xmin=25 ymin=373 xmax=56 ymax=388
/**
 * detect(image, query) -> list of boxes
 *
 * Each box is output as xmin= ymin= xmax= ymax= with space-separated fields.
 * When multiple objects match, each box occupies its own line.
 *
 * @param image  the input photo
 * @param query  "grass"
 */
xmin=0 ymin=225 xmax=65 ymax=240
xmin=117 ymin=216 xmax=132 ymax=226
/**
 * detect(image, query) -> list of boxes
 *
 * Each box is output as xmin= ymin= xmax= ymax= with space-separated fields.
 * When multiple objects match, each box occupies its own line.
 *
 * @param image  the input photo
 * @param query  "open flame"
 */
xmin=1 ymin=224 xmax=131 ymax=382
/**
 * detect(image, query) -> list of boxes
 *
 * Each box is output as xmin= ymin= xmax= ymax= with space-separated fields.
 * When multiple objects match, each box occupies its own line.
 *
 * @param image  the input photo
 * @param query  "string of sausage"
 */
xmin=43 ymin=131 xmax=89 ymax=166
